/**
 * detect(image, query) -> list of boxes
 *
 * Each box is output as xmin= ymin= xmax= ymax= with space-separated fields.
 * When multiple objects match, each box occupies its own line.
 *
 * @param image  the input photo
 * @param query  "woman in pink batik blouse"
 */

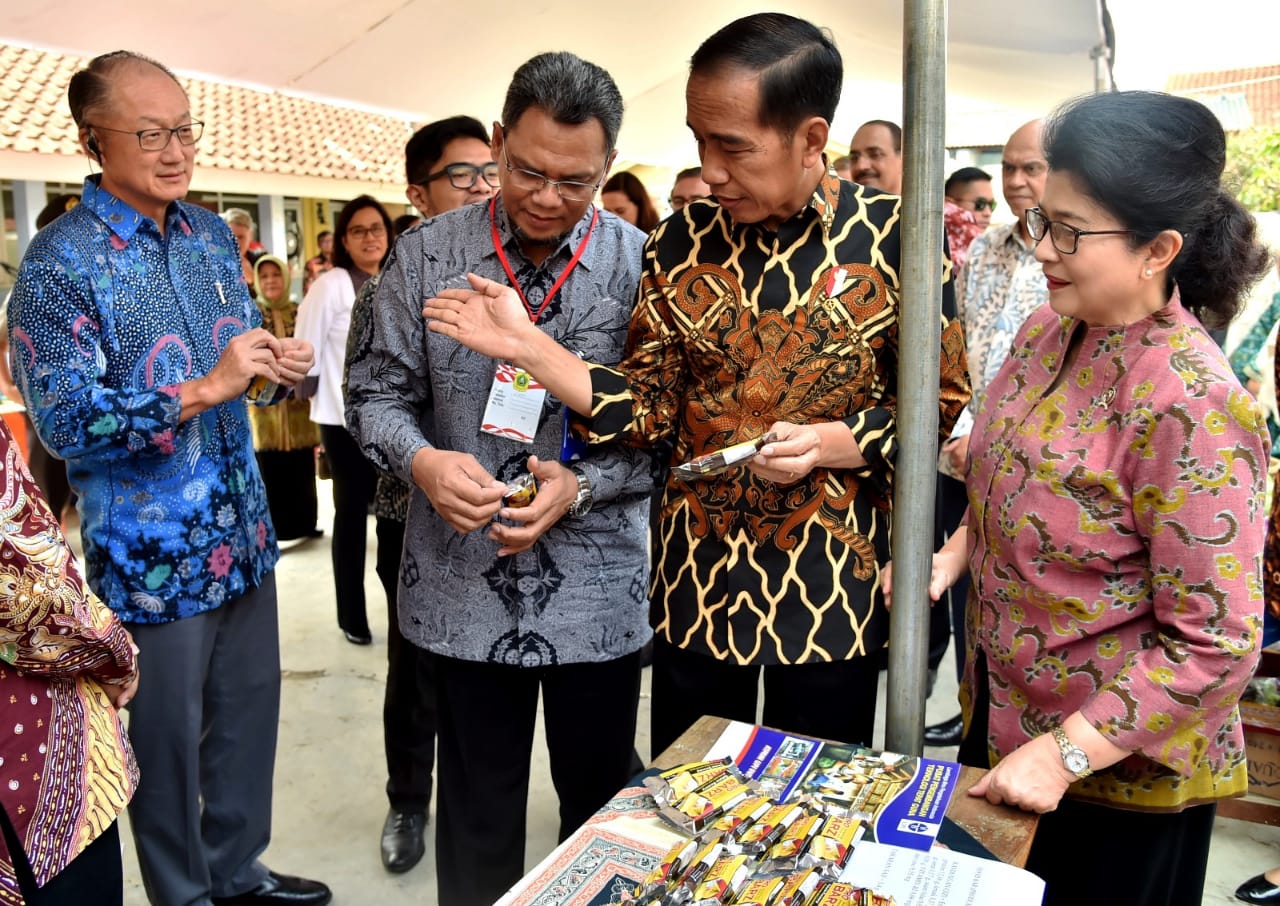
xmin=899 ymin=90 xmax=1272 ymax=906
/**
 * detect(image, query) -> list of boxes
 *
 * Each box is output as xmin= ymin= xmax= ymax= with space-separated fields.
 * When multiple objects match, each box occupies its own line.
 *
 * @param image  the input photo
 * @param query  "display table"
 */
xmin=654 ymin=715 xmax=1038 ymax=868
xmin=499 ymin=716 xmax=1041 ymax=906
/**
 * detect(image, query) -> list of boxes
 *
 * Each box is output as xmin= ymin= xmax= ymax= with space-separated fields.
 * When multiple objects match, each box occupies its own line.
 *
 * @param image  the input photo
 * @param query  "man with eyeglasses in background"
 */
xmin=346 ymin=54 xmax=655 ymax=906
xmin=926 ymin=119 xmax=1049 ymax=750
xmin=344 ymin=115 xmax=498 ymax=876
xmin=668 ymin=165 xmax=711 ymax=213
xmin=8 ymin=51 xmax=330 ymax=906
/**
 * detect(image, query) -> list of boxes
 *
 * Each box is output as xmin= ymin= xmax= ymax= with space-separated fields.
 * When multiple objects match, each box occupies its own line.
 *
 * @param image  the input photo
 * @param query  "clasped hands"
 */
xmin=209 ymin=329 xmax=314 ymax=404
xmin=411 ymin=449 xmax=578 ymax=556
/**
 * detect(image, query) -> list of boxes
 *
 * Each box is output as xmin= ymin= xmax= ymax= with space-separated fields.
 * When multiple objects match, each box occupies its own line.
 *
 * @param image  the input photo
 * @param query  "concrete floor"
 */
xmin=110 ymin=490 xmax=1278 ymax=905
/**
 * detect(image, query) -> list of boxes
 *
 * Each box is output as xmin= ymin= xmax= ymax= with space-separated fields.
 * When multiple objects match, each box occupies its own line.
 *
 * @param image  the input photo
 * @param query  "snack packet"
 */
xmin=662 ymin=773 xmax=754 ymax=834
xmin=735 ymin=803 xmax=804 ymax=855
xmin=691 ymin=854 xmax=751 ymax=905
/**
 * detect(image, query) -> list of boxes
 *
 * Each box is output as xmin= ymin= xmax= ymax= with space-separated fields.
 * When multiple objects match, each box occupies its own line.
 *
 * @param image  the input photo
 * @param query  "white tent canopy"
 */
xmin=1 ymin=0 xmax=1105 ymax=168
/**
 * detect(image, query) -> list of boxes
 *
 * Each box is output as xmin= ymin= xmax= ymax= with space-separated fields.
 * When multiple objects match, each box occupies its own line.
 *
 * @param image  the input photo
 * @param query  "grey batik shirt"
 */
xmin=346 ymin=198 xmax=656 ymax=666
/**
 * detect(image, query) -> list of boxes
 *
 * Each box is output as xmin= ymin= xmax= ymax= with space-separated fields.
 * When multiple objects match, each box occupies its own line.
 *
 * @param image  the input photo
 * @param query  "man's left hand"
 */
xmin=488 ymin=456 xmax=578 ymax=556
xmin=967 ymin=732 xmax=1075 ymax=814
xmin=274 ymin=337 xmax=315 ymax=387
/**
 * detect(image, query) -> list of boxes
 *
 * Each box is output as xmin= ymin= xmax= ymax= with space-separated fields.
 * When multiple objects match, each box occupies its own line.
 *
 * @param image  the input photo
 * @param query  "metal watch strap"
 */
xmin=567 ymin=466 xmax=593 ymax=517
xmin=1051 ymin=725 xmax=1092 ymax=779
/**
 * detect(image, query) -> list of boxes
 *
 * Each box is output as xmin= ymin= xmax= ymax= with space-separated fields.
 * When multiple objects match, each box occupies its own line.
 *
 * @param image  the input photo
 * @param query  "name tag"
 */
xmin=481 ymin=361 xmax=546 ymax=444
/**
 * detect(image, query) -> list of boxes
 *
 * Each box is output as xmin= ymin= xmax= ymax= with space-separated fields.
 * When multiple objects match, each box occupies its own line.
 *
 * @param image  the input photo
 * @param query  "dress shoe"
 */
xmin=1237 ymin=874 xmax=1280 ymax=903
xmin=211 ymin=871 xmax=332 ymax=905
xmin=381 ymin=808 xmax=427 ymax=873
xmin=343 ymin=629 xmax=372 ymax=645
xmin=923 ymin=714 xmax=964 ymax=747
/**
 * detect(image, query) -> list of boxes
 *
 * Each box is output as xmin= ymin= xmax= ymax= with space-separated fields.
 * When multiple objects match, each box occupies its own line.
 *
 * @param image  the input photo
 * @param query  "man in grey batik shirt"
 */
xmin=345 ymin=51 xmax=655 ymax=906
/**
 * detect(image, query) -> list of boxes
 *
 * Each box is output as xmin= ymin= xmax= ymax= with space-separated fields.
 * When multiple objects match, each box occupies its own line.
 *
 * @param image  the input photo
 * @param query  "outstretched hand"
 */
xmin=423 ymin=273 xmax=536 ymax=363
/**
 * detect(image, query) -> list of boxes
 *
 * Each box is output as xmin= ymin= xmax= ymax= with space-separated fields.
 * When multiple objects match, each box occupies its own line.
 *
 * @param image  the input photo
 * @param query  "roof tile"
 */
xmin=1166 ymin=65 xmax=1280 ymax=128
xmin=0 ymin=43 xmax=414 ymax=185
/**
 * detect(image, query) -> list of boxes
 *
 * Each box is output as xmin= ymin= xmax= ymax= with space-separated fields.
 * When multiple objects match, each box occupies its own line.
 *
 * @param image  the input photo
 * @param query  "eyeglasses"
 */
xmin=91 ymin=121 xmax=204 ymax=151
xmin=422 ymin=162 xmax=500 ymax=190
xmin=500 ymin=144 xmax=604 ymax=203
xmin=670 ymin=194 xmax=707 ymax=211
xmin=1024 ymin=207 xmax=1136 ymax=256
xmin=971 ymin=198 xmax=997 ymax=212
xmin=347 ymin=224 xmax=387 ymax=241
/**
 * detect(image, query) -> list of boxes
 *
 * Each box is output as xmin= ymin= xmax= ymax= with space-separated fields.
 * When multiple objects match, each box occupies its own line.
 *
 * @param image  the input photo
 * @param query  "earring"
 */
xmin=1144 ymin=268 xmax=1152 ymax=277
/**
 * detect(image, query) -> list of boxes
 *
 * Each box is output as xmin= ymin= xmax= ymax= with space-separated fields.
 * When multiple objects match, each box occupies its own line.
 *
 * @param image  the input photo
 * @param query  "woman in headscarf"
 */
xmin=248 ymin=254 xmax=322 ymax=541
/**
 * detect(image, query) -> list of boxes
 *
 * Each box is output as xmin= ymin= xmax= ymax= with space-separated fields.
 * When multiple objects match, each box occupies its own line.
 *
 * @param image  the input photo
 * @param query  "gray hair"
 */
xmin=501 ymin=52 xmax=623 ymax=152
xmin=221 ymin=208 xmax=255 ymax=231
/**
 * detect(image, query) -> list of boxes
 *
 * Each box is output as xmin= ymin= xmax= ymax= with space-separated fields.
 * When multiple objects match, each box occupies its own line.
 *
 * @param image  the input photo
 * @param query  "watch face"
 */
xmin=1065 ymin=749 xmax=1089 ymax=774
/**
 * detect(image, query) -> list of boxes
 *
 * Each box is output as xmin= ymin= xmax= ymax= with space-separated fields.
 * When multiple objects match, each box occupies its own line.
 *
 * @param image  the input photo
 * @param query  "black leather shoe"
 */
xmin=1237 ymin=874 xmax=1280 ymax=903
xmin=381 ymin=808 xmax=427 ymax=873
xmin=923 ymin=714 xmax=964 ymax=747
xmin=212 ymin=871 xmax=332 ymax=905
xmin=343 ymin=629 xmax=372 ymax=645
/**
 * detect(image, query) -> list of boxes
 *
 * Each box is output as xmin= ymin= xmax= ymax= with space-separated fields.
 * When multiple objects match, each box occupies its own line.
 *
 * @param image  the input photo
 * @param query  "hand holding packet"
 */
xmin=672 ymin=433 xmax=779 ymax=482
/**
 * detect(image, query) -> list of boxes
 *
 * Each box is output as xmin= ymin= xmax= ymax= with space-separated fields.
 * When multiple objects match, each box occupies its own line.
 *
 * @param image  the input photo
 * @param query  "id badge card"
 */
xmin=481 ymin=362 xmax=546 ymax=444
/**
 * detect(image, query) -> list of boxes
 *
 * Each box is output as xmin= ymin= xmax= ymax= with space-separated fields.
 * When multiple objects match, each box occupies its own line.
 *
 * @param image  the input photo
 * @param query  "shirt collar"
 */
xmin=80 ymin=175 xmax=194 ymax=243
xmin=811 ymin=159 xmax=843 ymax=234
xmin=490 ymin=194 xmax=600 ymax=271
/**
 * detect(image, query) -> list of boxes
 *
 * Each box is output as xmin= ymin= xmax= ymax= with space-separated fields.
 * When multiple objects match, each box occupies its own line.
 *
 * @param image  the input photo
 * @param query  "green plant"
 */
xmin=1226 ymin=127 xmax=1280 ymax=212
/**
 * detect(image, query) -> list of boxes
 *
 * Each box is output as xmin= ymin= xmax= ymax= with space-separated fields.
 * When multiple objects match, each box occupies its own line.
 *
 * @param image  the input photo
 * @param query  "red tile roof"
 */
xmin=1165 ymin=65 xmax=1280 ymax=129
xmin=0 ymin=43 xmax=414 ymax=190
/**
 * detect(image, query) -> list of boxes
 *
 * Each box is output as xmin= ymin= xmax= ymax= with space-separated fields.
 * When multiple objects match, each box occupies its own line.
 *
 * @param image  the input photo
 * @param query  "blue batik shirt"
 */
xmin=8 ymin=176 xmax=279 ymax=623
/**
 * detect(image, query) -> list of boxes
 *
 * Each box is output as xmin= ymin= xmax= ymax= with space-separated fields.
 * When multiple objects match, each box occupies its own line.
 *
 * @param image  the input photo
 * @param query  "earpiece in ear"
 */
xmin=87 ymin=132 xmax=101 ymax=161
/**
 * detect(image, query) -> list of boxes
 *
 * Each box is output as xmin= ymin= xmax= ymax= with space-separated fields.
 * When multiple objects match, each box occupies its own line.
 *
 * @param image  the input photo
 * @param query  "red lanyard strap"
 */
xmin=490 ymin=195 xmax=598 ymax=324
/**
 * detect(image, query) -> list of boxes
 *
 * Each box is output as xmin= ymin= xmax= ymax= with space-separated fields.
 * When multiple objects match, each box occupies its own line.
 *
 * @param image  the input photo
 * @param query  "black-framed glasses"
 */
xmin=91 ymin=121 xmax=203 ymax=151
xmin=500 ymin=144 xmax=604 ymax=203
xmin=422 ymin=162 xmax=500 ymax=190
xmin=1025 ymin=207 xmax=1136 ymax=256
xmin=347 ymin=223 xmax=387 ymax=241
xmin=971 ymin=198 xmax=998 ymax=212
xmin=670 ymin=193 xmax=707 ymax=211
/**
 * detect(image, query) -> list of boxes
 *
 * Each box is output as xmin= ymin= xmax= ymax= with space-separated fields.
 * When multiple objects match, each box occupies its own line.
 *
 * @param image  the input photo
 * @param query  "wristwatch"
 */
xmin=566 ymin=466 xmax=594 ymax=518
xmin=1051 ymin=726 xmax=1092 ymax=779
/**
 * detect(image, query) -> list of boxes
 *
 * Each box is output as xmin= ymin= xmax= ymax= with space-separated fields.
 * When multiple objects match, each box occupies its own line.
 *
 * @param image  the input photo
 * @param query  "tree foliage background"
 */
xmin=1227 ymin=127 xmax=1280 ymax=211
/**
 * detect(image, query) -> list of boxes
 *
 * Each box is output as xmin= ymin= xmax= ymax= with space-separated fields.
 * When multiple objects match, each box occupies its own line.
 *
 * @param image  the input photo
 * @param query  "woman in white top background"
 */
xmin=295 ymin=195 xmax=392 ymax=645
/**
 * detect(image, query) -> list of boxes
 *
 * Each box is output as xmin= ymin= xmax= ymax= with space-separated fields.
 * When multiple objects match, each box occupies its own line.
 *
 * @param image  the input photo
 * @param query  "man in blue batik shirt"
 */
xmin=9 ymin=51 xmax=330 ymax=906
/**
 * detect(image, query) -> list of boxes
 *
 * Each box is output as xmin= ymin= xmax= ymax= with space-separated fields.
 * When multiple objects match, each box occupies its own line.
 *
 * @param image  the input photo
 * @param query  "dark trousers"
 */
xmin=255 ymin=447 xmax=318 ymax=541
xmin=126 ymin=575 xmax=279 ymax=905
xmin=927 ymin=472 xmax=969 ymax=685
xmin=376 ymin=516 xmax=436 ymax=814
xmin=24 ymin=413 xmax=71 ymax=520
xmin=319 ymin=424 xmax=377 ymax=637
xmin=958 ymin=655 xmax=1215 ymax=906
xmin=433 ymin=651 xmax=642 ymax=906
xmin=0 ymin=806 xmax=122 ymax=905
xmin=650 ymin=637 xmax=880 ymax=758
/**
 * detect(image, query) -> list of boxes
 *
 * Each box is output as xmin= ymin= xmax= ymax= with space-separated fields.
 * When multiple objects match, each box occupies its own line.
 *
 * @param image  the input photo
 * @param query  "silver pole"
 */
xmin=886 ymin=0 xmax=947 ymax=756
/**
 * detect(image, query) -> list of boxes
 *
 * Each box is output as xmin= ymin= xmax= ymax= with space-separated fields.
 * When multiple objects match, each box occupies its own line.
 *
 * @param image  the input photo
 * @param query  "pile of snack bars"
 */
xmin=618 ymin=758 xmax=897 ymax=905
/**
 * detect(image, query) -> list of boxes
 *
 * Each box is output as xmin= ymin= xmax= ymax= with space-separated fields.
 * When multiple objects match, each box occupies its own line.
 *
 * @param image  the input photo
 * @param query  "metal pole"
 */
xmin=886 ymin=0 xmax=947 ymax=756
